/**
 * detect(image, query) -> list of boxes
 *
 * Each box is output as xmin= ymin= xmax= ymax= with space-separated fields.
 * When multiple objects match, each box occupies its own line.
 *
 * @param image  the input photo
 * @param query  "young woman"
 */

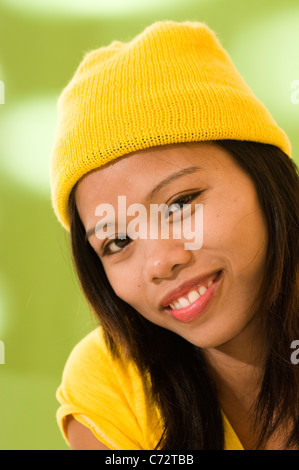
xmin=50 ymin=20 xmax=299 ymax=450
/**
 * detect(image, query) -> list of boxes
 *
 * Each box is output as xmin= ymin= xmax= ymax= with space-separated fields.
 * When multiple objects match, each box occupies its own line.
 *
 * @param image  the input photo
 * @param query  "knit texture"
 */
xmin=50 ymin=20 xmax=291 ymax=230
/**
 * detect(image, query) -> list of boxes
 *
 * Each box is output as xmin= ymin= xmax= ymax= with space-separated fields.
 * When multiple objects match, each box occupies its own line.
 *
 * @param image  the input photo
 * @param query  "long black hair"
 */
xmin=67 ymin=140 xmax=299 ymax=449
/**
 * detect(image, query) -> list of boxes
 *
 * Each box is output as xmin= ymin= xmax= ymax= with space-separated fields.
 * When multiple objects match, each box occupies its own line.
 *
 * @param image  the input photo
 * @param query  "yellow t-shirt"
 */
xmin=56 ymin=327 xmax=244 ymax=450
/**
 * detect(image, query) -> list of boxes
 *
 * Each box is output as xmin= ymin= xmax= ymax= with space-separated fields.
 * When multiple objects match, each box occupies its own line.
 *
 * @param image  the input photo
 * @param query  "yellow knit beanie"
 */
xmin=50 ymin=20 xmax=291 ymax=230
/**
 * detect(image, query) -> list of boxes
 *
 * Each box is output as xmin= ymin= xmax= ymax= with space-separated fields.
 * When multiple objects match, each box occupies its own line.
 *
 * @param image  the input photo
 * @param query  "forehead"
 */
xmin=75 ymin=141 xmax=234 ymax=198
xmin=74 ymin=141 xmax=258 ymax=235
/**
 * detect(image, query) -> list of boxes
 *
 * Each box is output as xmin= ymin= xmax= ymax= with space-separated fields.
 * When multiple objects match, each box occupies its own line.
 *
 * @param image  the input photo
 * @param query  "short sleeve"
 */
xmin=56 ymin=328 xmax=162 ymax=450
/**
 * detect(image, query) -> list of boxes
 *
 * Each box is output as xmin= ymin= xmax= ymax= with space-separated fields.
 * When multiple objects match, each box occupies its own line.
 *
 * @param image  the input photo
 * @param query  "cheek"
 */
xmin=229 ymin=200 xmax=268 ymax=278
xmin=204 ymin=195 xmax=268 ymax=275
xmin=232 ymin=214 xmax=267 ymax=274
xmin=103 ymin=263 xmax=143 ymax=306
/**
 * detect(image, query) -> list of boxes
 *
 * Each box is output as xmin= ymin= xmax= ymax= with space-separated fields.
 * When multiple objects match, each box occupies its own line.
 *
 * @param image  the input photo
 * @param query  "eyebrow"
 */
xmin=85 ymin=165 xmax=202 ymax=241
xmin=145 ymin=165 xmax=202 ymax=201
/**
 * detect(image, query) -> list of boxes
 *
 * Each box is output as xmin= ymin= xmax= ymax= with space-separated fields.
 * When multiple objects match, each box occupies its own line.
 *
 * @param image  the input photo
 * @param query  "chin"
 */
xmin=176 ymin=322 xmax=242 ymax=350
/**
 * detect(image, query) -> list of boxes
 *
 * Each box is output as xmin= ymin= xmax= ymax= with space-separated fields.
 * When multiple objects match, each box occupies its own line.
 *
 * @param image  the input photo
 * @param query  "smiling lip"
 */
xmin=163 ymin=270 xmax=223 ymax=323
xmin=159 ymin=269 xmax=222 ymax=309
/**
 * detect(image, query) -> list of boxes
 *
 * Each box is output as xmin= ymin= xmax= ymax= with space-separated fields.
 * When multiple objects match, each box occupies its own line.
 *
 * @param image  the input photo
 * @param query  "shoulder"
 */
xmin=64 ymin=327 xmax=109 ymax=365
xmin=59 ymin=327 xmax=138 ymax=398
xmin=62 ymin=327 xmax=110 ymax=377
xmin=56 ymin=327 xmax=162 ymax=450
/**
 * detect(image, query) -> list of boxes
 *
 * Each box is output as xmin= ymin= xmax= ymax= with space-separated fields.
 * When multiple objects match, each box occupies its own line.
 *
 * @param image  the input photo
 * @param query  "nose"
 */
xmin=142 ymin=238 xmax=192 ymax=282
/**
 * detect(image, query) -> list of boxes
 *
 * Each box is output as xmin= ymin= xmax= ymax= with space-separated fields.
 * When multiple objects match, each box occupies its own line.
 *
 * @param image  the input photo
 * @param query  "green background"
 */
xmin=0 ymin=0 xmax=298 ymax=450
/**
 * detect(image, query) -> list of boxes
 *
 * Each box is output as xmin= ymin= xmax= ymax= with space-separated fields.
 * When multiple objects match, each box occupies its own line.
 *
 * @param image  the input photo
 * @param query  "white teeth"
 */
xmin=199 ymin=286 xmax=207 ymax=296
xmin=169 ymin=300 xmax=185 ymax=309
xmin=177 ymin=297 xmax=190 ymax=308
xmin=188 ymin=290 xmax=200 ymax=304
xmin=169 ymin=280 xmax=214 ymax=310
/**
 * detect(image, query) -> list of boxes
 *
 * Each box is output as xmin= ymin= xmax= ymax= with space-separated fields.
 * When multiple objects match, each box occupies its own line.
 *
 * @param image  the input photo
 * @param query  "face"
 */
xmin=75 ymin=142 xmax=268 ymax=351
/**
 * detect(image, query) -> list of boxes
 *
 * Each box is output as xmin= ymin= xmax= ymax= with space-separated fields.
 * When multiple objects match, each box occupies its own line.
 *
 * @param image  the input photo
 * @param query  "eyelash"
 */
xmin=101 ymin=190 xmax=204 ymax=256
xmin=102 ymin=235 xmax=131 ymax=256
xmin=166 ymin=191 xmax=201 ymax=216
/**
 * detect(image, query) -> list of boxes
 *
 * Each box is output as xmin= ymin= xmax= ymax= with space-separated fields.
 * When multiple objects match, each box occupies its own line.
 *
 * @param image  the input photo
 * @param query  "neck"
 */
xmin=202 ymin=315 xmax=296 ymax=450
xmin=204 ymin=343 xmax=263 ymax=405
xmin=202 ymin=315 xmax=267 ymax=449
xmin=204 ymin=313 xmax=265 ymax=393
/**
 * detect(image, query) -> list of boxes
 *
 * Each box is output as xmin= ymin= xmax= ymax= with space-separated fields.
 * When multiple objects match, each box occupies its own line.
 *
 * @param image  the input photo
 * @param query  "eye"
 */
xmin=166 ymin=191 xmax=202 ymax=218
xmin=102 ymin=235 xmax=132 ymax=255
